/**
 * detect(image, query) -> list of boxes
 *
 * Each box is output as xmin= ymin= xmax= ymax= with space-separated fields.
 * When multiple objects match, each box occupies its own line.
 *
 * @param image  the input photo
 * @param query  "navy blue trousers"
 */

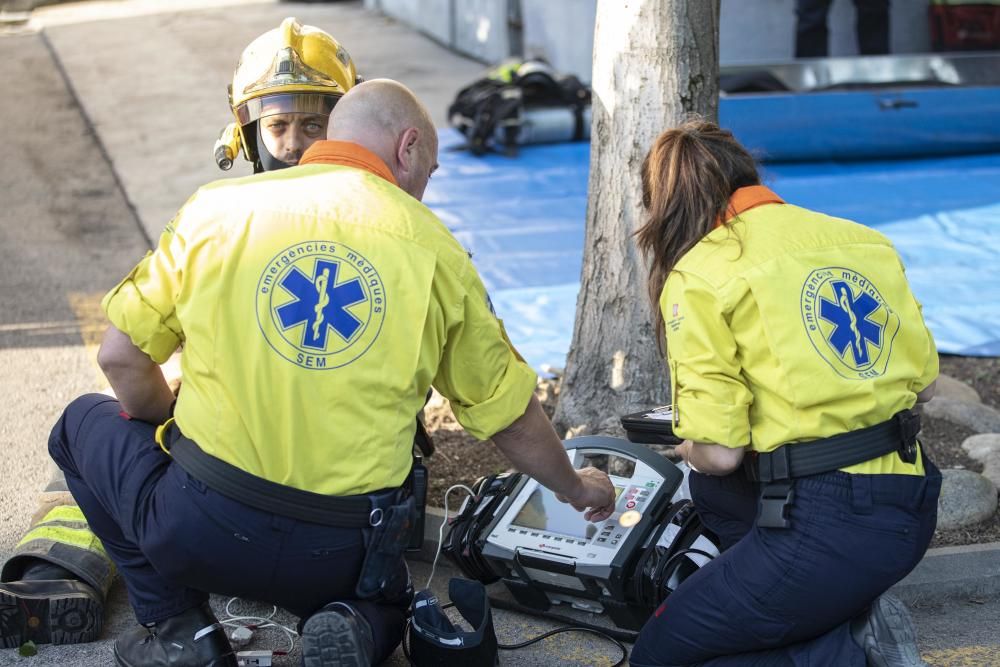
xmin=630 ymin=457 xmax=941 ymax=666
xmin=48 ymin=394 xmax=410 ymax=663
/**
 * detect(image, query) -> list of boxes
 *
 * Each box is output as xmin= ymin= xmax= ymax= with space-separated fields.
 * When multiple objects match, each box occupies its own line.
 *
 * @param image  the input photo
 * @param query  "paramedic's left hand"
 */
xmin=557 ymin=467 xmax=616 ymax=523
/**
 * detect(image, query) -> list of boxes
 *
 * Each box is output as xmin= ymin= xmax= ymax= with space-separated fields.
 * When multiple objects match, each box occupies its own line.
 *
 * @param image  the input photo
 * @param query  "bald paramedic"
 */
xmin=44 ymin=79 xmax=616 ymax=667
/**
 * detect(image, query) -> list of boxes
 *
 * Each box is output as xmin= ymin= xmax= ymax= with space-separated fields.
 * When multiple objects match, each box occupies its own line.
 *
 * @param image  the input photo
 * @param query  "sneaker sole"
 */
xmin=866 ymin=595 xmax=927 ymax=667
xmin=301 ymin=611 xmax=369 ymax=667
xmin=0 ymin=589 xmax=102 ymax=646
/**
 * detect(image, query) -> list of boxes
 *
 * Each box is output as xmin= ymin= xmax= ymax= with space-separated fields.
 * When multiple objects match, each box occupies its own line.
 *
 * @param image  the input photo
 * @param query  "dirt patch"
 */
xmin=423 ymin=380 xmax=559 ymax=508
xmin=423 ymin=356 xmax=1000 ymax=545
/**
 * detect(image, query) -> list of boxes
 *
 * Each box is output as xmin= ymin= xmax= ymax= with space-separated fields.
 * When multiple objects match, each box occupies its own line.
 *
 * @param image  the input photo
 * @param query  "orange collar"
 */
xmin=299 ymin=140 xmax=398 ymax=186
xmin=717 ymin=185 xmax=784 ymax=228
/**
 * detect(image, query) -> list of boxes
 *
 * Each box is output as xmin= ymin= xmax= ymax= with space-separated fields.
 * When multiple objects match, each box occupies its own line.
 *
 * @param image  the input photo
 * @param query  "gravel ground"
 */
xmin=423 ymin=355 xmax=1000 ymax=546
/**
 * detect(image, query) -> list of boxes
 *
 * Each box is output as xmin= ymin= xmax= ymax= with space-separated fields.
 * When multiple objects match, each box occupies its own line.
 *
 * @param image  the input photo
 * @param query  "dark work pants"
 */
xmin=687 ymin=469 xmax=759 ymax=552
xmin=795 ymin=0 xmax=891 ymax=57
xmin=48 ymin=394 xmax=410 ymax=664
xmin=629 ymin=456 xmax=941 ymax=666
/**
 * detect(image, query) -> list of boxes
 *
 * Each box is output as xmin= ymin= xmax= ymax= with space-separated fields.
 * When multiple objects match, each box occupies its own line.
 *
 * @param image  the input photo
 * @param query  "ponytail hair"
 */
xmin=635 ymin=119 xmax=760 ymax=344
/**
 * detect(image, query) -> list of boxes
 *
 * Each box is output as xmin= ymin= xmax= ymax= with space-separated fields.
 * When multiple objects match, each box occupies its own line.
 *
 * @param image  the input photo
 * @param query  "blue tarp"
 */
xmin=425 ymin=132 xmax=1000 ymax=372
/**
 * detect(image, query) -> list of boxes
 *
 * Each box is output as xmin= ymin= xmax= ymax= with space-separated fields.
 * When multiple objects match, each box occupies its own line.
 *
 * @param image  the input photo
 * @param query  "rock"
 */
xmin=936 ymin=469 xmax=998 ymax=531
xmin=962 ymin=433 xmax=1000 ymax=459
xmin=934 ymin=374 xmax=981 ymax=404
xmin=923 ymin=398 xmax=1000 ymax=434
xmin=961 ymin=433 xmax=1000 ymax=489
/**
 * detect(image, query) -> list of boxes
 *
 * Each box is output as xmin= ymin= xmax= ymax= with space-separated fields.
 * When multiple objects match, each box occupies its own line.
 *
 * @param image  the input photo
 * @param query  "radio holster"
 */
xmin=356 ymin=493 xmax=416 ymax=601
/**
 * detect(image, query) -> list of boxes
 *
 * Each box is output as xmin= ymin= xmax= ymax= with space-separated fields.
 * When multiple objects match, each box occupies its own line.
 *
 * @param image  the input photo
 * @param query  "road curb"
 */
xmin=891 ymin=541 xmax=1000 ymax=604
xmin=415 ymin=505 xmax=1000 ymax=605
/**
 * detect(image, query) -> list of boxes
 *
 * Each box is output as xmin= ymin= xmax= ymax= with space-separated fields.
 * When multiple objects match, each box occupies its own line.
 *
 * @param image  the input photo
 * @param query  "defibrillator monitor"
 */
xmin=509 ymin=486 xmax=625 ymax=541
xmin=474 ymin=436 xmax=687 ymax=630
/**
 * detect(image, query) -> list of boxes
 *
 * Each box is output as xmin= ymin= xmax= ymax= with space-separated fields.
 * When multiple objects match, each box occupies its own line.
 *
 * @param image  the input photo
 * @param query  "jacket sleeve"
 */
xmin=101 ymin=202 xmax=191 ymax=363
xmin=662 ymin=270 xmax=753 ymax=447
xmin=432 ymin=261 xmax=538 ymax=441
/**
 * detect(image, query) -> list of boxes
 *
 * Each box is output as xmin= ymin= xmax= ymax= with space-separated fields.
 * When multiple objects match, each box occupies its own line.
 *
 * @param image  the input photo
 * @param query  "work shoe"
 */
xmin=851 ymin=593 xmax=929 ymax=667
xmin=0 ymin=578 xmax=103 ymax=647
xmin=113 ymin=602 xmax=237 ymax=667
xmin=301 ymin=602 xmax=375 ymax=667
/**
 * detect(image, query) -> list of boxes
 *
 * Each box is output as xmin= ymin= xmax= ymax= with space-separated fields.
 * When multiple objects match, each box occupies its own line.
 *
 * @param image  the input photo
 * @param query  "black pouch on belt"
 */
xmin=357 ymin=494 xmax=417 ymax=600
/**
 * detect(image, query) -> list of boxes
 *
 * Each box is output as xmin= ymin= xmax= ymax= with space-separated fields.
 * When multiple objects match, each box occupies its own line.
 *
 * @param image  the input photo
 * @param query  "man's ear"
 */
xmin=396 ymin=127 xmax=420 ymax=173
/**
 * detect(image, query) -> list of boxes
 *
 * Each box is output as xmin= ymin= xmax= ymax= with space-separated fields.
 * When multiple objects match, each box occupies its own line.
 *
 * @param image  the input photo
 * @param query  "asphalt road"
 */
xmin=0 ymin=1 xmax=998 ymax=665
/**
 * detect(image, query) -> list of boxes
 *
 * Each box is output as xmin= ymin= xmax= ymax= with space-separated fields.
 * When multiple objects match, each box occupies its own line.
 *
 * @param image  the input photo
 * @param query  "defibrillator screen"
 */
xmin=510 ymin=486 xmax=624 ymax=540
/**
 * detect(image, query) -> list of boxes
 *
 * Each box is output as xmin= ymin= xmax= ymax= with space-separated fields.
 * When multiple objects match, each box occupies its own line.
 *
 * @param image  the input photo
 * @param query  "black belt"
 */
xmin=746 ymin=410 xmax=920 ymax=529
xmin=746 ymin=410 xmax=921 ymax=484
xmin=161 ymin=422 xmax=400 ymax=529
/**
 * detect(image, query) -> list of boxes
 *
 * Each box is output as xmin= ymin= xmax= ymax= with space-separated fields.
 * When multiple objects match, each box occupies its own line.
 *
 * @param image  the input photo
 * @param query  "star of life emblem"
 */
xmin=800 ymin=267 xmax=899 ymax=380
xmin=256 ymin=241 xmax=386 ymax=369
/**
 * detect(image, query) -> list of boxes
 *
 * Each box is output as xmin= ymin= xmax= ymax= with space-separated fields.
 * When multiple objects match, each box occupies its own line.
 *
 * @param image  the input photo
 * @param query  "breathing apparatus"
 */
xmin=214 ymin=17 xmax=360 ymax=173
xmin=448 ymin=59 xmax=592 ymax=156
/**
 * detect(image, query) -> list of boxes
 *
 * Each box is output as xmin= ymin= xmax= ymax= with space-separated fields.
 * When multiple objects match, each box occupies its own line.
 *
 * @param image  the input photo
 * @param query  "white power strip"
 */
xmin=236 ymin=650 xmax=273 ymax=666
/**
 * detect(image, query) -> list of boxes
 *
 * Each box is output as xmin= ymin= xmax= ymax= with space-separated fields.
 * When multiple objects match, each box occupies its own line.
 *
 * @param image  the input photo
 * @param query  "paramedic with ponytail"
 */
xmin=629 ymin=120 xmax=941 ymax=667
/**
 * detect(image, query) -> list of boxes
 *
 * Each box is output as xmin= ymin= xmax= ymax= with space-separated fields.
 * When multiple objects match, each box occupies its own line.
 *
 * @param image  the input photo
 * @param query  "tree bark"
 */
xmin=554 ymin=0 xmax=720 ymax=435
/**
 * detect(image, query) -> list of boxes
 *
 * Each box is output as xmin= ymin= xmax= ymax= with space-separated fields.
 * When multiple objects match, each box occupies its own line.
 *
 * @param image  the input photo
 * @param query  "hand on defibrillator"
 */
xmin=556 ymin=466 xmax=617 ymax=523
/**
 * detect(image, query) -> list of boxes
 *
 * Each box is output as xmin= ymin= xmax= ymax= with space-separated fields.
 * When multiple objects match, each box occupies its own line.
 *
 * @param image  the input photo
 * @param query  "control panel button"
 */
xmin=626 ymin=501 xmax=636 ymax=509
xmin=597 ymin=537 xmax=607 ymax=543
xmin=618 ymin=510 xmax=642 ymax=528
xmin=610 ymin=539 xmax=619 ymax=545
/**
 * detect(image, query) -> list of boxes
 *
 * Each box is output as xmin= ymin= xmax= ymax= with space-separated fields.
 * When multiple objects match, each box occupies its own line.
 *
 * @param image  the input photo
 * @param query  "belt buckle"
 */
xmin=895 ymin=410 xmax=920 ymax=464
xmin=757 ymin=482 xmax=794 ymax=529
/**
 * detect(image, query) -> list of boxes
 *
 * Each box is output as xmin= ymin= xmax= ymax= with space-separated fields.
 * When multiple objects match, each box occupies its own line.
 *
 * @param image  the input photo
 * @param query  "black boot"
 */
xmin=301 ymin=602 xmax=375 ymax=667
xmin=113 ymin=602 xmax=237 ymax=667
xmin=0 ymin=578 xmax=103 ymax=647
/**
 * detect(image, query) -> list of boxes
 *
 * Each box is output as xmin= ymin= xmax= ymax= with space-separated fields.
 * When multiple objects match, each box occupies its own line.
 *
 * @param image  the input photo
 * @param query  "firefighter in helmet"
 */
xmin=215 ymin=17 xmax=360 ymax=173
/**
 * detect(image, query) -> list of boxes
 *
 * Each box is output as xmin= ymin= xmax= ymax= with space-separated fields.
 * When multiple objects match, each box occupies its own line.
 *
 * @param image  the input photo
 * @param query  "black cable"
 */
xmin=489 ymin=595 xmax=639 ymax=643
xmin=657 ymin=548 xmax=716 ymax=580
xmin=499 ymin=626 xmax=628 ymax=667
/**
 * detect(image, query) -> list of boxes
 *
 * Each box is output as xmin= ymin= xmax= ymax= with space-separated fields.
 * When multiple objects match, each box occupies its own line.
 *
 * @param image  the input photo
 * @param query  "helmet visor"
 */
xmin=236 ymin=93 xmax=339 ymax=126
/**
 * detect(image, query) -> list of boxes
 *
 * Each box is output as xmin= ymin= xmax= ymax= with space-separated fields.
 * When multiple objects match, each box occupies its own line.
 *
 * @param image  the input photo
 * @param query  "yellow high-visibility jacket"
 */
xmin=662 ymin=186 xmax=937 ymax=476
xmin=103 ymin=141 xmax=537 ymax=495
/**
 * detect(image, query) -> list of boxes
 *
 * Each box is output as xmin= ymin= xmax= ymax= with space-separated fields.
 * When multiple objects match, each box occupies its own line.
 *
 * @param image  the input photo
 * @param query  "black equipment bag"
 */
xmin=406 ymin=579 xmax=499 ymax=667
xmin=441 ymin=472 xmax=523 ymax=583
xmin=630 ymin=499 xmax=719 ymax=611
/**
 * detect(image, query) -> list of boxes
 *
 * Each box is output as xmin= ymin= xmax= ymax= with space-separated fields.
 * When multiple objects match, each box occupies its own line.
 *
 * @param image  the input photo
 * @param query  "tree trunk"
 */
xmin=554 ymin=0 xmax=720 ymax=435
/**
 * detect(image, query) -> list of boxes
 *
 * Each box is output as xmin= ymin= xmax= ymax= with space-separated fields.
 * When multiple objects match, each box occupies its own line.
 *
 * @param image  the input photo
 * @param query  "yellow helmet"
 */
xmin=215 ymin=17 xmax=359 ymax=171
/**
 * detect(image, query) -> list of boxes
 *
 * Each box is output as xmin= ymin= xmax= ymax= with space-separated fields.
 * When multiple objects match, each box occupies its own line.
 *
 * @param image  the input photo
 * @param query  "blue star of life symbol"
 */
xmin=275 ymin=259 xmax=366 ymax=350
xmin=819 ymin=280 xmax=883 ymax=366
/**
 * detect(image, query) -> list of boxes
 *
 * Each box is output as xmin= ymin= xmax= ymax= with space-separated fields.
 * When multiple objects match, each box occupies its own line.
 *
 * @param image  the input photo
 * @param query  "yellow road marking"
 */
xmin=924 ymin=646 xmax=1000 ymax=666
xmin=67 ymin=291 xmax=108 ymax=387
xmin=66 ymin=291 xmax=182 ymax=395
